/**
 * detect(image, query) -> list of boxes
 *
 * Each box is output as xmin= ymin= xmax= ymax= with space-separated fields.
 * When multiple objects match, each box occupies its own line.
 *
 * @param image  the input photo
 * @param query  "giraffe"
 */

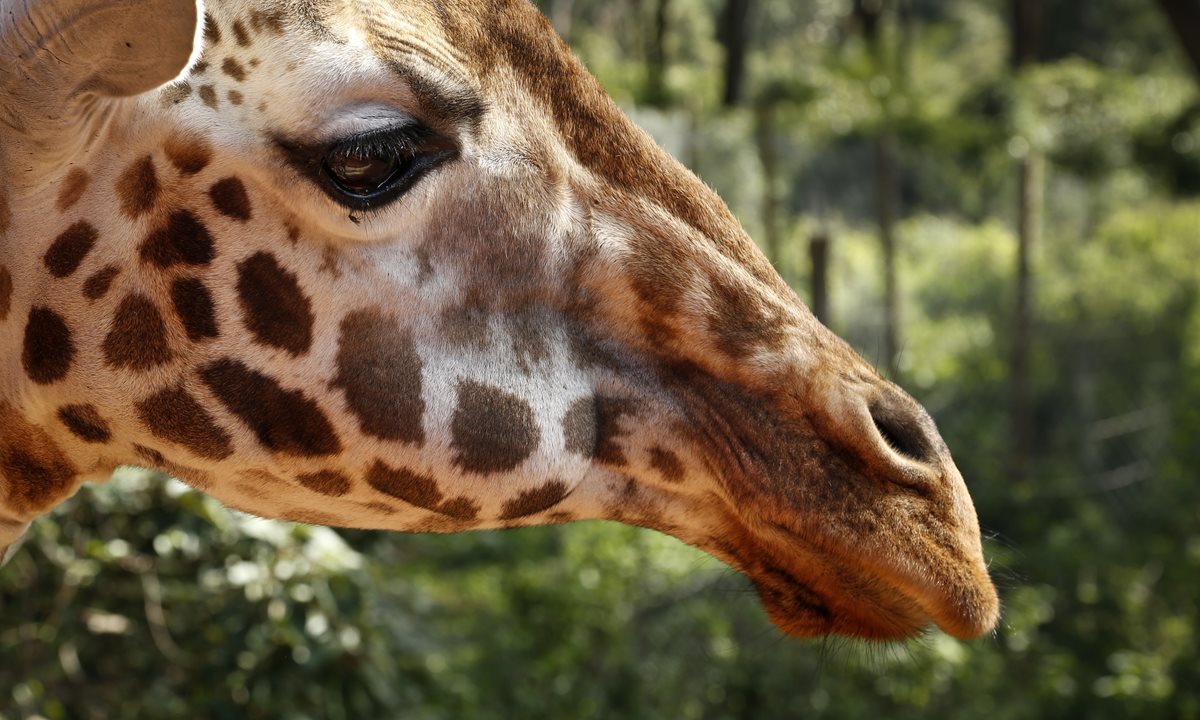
xmin=0 ymin=0 xmax=1000 ymax=640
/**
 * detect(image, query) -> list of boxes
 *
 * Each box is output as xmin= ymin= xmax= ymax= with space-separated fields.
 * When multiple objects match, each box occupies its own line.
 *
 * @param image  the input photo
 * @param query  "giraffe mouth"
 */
xmin=753 ymin=520 xmax=997 ymax=641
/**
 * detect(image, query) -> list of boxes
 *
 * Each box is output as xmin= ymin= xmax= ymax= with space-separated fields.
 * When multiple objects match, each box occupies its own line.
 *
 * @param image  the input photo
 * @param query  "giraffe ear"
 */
xmin=1 ymin=0 xmax=202 ymax=116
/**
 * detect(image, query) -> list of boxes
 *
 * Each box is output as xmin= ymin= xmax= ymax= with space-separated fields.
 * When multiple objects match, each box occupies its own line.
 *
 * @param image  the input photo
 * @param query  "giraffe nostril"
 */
xmin=868 ymin=398 xmax=938 ymax=467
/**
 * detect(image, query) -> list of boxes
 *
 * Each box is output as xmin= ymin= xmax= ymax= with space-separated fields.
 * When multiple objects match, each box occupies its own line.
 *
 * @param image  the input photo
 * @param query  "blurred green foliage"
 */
xmin=3 ymin=0 xmax=1200 ymax=717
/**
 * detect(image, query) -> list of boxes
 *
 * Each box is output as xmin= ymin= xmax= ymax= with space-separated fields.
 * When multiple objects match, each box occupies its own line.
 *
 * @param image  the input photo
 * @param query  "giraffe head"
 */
xmin=0 ymin=0 xmax=999 ymax=640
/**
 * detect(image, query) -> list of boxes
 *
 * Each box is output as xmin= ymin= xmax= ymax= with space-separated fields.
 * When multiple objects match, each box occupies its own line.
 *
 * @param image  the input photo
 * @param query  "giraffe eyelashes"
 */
xmin=277 ymin=122 xmax=455 ymax=213
xmin=321 ymin=124 xmax=454 ymax=210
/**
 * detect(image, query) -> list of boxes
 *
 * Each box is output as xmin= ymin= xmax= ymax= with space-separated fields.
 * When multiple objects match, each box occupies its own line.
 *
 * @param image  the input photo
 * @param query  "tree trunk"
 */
xmin=1010 ymin=0 xmax=1044 ymax=484
xmin=644 ymin=0 xmax=671 ymax=104
xmin=1010 ymin=0 xmax=1043 ymax=68
xmin=1011 ymin=151 xmax=1043 ymax=484
xmin=1156 ymin=0 xmax=1200 ymax=80
xmin=875 ymin=132 xmax=900 ymax=379
xmin=754 ymin=101 xmax=783 ymax=271
xmin=718 ymin=0 xmax=753 ymax=107
xmin=547 ymin=0 xmax=575 ymax=41
xmin=854 ymin=0 xmax=901 ymax=378
xmin=809 ymin=230 xmax=830 ymax=326
xmin=853 ymin=0 xmax=884 ymax=42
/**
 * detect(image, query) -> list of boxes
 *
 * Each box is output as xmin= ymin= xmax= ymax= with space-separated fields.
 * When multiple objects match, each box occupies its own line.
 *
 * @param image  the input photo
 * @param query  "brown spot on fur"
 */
xmin=135 ymin=444 xmax=167 ymax=466
xmin=134 ymin=446 xmax=212 ymax=488
xmin=638 ymin=313 xmax=679 ymax=351
xmin=198 ymin=85 xmax=218 ymax=109
xmin=626 ymin=222 xmax=695 ymax=316
xmin=164 ymin=135 xmax=213 ymax=175
xmin=191 ymin=60 xmax=209 ymax=74
xmin=208 ymin=177 xmax=252 ymax=221
xmin=319 ymin=246 xmax=341 ymax=277
xmin=594 ymin=396 xmax=636 ymax=466
xmin=170 ymin=277 xmax=219 ymax=342
xmin=201 ymin=358 xmax=341 ymax=457
xmin=296 ymin=470 xmax=351 ymax=497
xmin=0 ymin=192 xmax=10 ymax=234
xmin=22 ymin=307 xmax=74 ymax=384
xmin=56 ymin=168 xmax=90 ymax=211
xmin=221 ymin=57 xmax=246 ymax=81
xmin=332 ymin=310 xmax=424 ymax=444
xmin=160 ymin=82 xmax=193 ymax=106
xmin=564 ymin=394 xmax=635 ymax=465
xmin=562 ymin=396 xmax=597 ymax=457
xmin=706 ymin=270 xmax=791 ymax=359
xmin=249 ymin=9 xmax=285 ymax=34
xmin=233 ymin=479 xmax=271 ymax=501
xmin=365 ymin=460 xmax=477 ymax=519
xmin=136 ymin=388 xmax=232 ymax=459
xmin=141 ymin=210 xmax=215 ymax=268
xmin=204 ymin=12 xmax=221 ymax=44
xmin=0 ymin=403 xmax=77 ymax=514
xmin=511 ymin=313 xmax=550 ymax=372
xmin=103 ymin=294 xmax=173 ymax=370
xmin=117 ymin=155 xmax=159 ymax=218
xmin=232 ymin=19 xmax=251 ymax=46
xmin=648 ymin=446 xmax=685 ymax=483
xmin=450 ymin=380 xmax=539 ymax=474
xmin=438 ymin=496 xmax=481 ymax=520
xmin=439 ymin=305 xmax=490 ymax=350
xmin=57 ymin=404 xmax=112 ymax=444
xmin=44 ymin=221 xmax=98 ymax=278
xmin=500 ymin=480 xmax=569 ymax=519
xmin=279 ymin=509 xmax=343 ymax=527
xmin=83 ymin=266 xmax=120 ymax=301
xmin=228 ymin=90 xmax=244 ymax=106
xmin=235 ymin=471 xmax=290 ymax=502
xmin=414 ymin=515 xmax=481 ymax=533
xmin=0 ymin=265 xmax=12 ymax=321
xmin=236 ymin=252 xmax=313 ymax=355
xmin=366 ymin=460 xmax=440 ymax=508
xmin=567 ymin=329 xmax=623 ymax=371
xmin=173 ymin=466 xmax=216 ymax=489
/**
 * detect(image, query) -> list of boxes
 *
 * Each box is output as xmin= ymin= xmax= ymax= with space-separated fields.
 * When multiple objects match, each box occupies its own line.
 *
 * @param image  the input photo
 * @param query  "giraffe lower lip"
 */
xmin=754 ymin=577 xmax=930 ymax=640
xmin=760 ymin=520 xmax=996 ymax=640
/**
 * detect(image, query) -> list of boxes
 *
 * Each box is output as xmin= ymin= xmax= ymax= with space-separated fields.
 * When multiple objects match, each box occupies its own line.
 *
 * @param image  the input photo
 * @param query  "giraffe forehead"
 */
xmin=185 ymin=0 xmax=472 ymax=133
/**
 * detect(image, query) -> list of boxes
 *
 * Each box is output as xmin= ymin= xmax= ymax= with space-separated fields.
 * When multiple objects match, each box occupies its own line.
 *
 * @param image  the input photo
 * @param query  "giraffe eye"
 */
xmin=324 ymin=149 xmax=408 ymax=196
xmin=313 ymin=123 xmax=453 ymax=210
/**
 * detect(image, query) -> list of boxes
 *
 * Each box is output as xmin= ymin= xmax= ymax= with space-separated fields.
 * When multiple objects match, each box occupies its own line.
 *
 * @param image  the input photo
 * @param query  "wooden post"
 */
xmin=1010 ymin=0 xmax=1044 ymax=484
xmin=809 ymin=230 xmax=830 ymax=326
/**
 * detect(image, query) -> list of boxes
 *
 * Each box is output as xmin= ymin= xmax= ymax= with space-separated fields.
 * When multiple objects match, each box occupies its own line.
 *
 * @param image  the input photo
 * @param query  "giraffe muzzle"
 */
xmin=697 ymin=368 xmax=1001 ymax=640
